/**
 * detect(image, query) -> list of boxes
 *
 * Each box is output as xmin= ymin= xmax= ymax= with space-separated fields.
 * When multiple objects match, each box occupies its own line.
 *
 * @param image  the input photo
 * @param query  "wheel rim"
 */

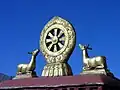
xmin=43 ymin=24 xmax=69 ymax=56
xmin=46 ymin=28 xmax=65 ymax=52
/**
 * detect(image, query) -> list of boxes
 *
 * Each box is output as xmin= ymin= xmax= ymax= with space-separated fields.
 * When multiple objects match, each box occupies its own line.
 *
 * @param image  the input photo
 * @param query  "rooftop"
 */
xmin=0 ymin=74 xmax=120 ymax=89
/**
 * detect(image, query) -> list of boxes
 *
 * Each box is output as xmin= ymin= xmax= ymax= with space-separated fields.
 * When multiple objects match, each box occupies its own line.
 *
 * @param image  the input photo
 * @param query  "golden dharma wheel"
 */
xmin=40 ymin=16 xmax=76 ymax=63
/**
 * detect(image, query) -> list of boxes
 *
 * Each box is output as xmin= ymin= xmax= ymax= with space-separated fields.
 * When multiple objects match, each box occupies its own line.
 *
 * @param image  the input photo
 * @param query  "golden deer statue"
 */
xmin=79 ymin=44 xmax=107 ymax=70
xmin=17 ymin=49 xmax=40 ymax=74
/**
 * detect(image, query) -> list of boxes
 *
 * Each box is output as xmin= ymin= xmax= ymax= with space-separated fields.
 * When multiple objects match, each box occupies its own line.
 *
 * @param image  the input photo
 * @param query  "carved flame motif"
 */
xmin=40 ymin=16 xmax=76 ymax=76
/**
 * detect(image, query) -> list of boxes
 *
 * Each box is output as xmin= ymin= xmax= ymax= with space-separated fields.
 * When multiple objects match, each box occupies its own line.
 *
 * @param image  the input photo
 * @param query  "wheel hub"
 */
xmin=52 ymin=36 xmax=58 ymax=44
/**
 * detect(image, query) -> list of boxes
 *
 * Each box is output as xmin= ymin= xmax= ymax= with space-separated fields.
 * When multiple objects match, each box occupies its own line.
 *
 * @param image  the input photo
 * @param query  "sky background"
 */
xmin=0 ymin=0 xmax=120 ymax=78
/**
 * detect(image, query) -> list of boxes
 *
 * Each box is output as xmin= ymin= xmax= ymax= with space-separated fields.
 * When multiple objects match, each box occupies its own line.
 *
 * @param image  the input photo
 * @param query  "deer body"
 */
xmin=17 ymin=49 xmax=39 ymax=74
xmin=79 ymin=44 xmax=107 ymax=70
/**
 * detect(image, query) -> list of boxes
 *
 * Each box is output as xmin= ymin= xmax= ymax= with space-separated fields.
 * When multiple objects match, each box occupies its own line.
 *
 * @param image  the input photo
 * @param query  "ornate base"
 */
xmin=42 ymin=63 xmax=73 ymax=76
xmin=13 ymin=71 xmax=37 ymax=79
xmin=80 ymin=69 xmax=114 ymax=77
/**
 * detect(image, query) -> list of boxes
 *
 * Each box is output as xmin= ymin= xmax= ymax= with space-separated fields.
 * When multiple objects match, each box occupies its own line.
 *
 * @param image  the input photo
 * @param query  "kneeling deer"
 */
xmin=17 ymin=49 xmax=39 ymax=74
xmin=79 ymin=44 xmax=107 ymax=70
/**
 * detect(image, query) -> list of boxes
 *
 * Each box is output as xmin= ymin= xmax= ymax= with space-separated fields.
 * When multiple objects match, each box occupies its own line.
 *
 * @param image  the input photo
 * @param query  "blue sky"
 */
xmin=0 ymin=0 xmax=120 ymax=78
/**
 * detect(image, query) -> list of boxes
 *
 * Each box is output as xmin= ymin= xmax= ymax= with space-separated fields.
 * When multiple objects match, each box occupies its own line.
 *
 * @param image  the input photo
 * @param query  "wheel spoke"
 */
xmin=48 ymin=32 xmax=53 ymax=38
xmin=53 ymin=45 xmax=57 ymax=52
xmin=54 ymin=28 xmax=57 ymax=36
xmin=46 ymin=39 xmax=52 ymax=43
xmin=46 ymin=29 xmax=65 ymax=52
xmin=58 ymin=42 xmax=63 ymax=49
xmin=58 ymin=30 xmax=63 ymax=37
xmin=59 ymin=37 xmax=65 ymax=41
xmin=48 ymin=43 xmax=53 ymax=50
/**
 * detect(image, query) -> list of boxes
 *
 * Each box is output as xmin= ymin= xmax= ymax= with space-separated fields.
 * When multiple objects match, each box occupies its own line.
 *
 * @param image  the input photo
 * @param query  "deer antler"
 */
xmin=87 ymin=44 xmax=89 ymax=48
xmin=28 ymin=52 xmax=32 ymax=54
xmin=86 ymin=44 xmax=92 ymax=50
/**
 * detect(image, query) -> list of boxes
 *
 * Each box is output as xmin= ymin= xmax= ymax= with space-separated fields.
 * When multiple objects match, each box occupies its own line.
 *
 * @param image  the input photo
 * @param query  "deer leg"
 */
xmin=17 ymin=67 xmax=20 ymax=73
xmin=101 ymin=63 xmax=105 ymax=68
xmin=83 ymin=63 xmax=89 ymax=71
xmin=17 ymin=67 xmax=22 ymax=74
xmin=83 ymin=66 xmax=90 ymax=71
xmin=83 ymin=67 xmax=86 ymax=71
xmin=96 ymin=64 xmax=104 ymax=69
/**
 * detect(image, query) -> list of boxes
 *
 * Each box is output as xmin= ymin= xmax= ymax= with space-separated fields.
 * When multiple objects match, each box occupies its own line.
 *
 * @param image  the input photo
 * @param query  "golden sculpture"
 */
xmin=17 ymin=49 xmax=39 ymax=74
xmin=40 ymin=16 xmax=76 ymax=76
xmin=79 ymin=44 xmax=107 ymax=71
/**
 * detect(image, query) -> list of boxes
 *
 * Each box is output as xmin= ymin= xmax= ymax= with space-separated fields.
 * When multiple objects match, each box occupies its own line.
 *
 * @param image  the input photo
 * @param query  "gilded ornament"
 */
xmin=79 ymin=44 xmax=107 ymax=71
xmin=40 ymin=16 xmax=76 ymax=76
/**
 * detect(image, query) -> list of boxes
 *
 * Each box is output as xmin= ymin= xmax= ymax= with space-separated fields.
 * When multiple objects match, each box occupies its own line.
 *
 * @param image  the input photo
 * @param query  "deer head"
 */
xmin=28 ymin=49 xmax=40 ymax=56
xmin=79 ymin=44 xmax=92 ymax=50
